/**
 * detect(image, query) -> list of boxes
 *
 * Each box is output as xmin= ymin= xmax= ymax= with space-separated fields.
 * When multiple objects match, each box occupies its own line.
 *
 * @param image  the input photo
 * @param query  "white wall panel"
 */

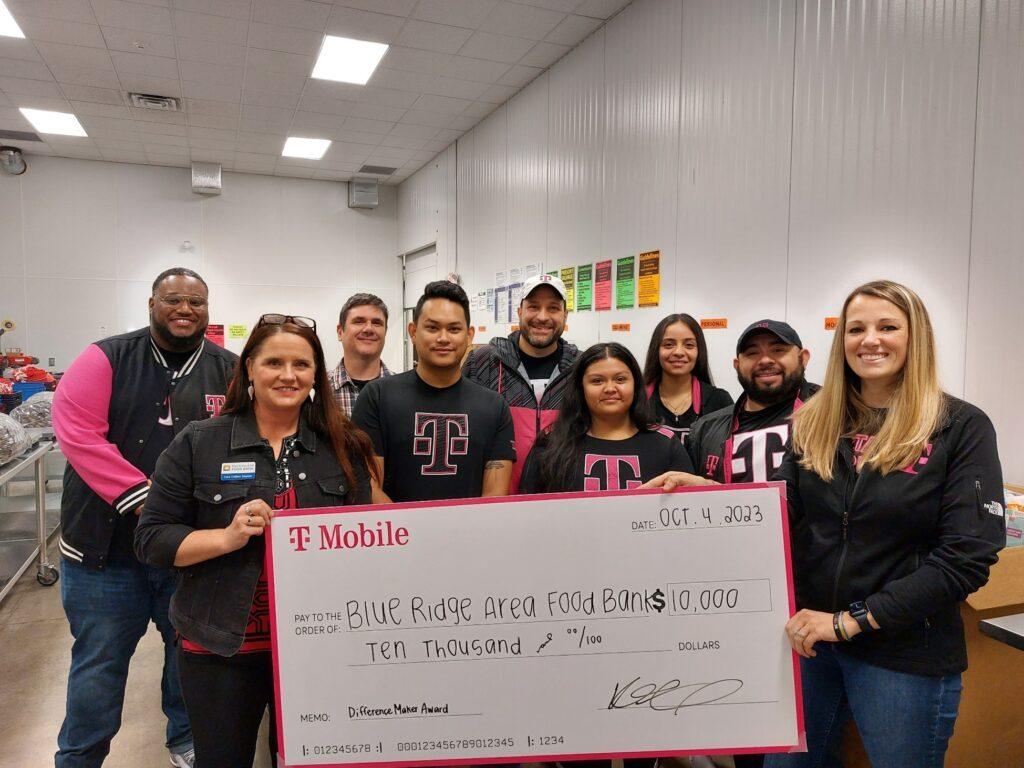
xmin=397 ymin=143 xmax=456 ymax=270
xmin=787 ymin=0 xmax=981 ymax=390
xmin=677 ymin=0 xmax=795 ymax=392
xmin=599 ymin=0 xmax=682 ymax=364
xmin=966 ymin=0 xmax=1024 ymax=482
xmin=472 ymin=104 xmax=509 ymax=282
xmin=506 ymin=75 xmax=549 ymax=273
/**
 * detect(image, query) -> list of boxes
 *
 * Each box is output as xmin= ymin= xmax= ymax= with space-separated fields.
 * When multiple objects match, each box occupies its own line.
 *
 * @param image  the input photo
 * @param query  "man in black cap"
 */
xmin=688 ymin=319 xmax=818 ymax=485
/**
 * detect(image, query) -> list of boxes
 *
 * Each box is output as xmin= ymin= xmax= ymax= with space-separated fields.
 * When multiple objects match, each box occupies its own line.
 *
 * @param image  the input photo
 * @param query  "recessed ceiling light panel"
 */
xmin=0 ymin=1 xmax=24 ymax=38
xmin=18 ymin=108 xmax=87 ymax=137
xmin=312 ymin=35 xmax=389 ymax=85
xmin=282 ymin=137 xmax=331 ymax=159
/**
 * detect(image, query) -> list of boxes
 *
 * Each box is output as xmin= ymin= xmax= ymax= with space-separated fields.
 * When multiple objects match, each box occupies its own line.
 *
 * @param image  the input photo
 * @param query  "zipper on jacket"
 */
xmin=975 ymin=479 xmax=984 ymax=516
xmin=831 ymin=458 xmax=866 ymax=610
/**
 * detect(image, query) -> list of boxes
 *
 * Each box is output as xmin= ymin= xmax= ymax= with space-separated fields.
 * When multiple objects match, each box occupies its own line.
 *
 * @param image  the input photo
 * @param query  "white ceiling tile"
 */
xmin=180 ymin=80 xmax=239 ymax=101
xmin=274 ymin=166 xmax=316 ymax=178
xmin=243 ymin=89 xmax=301 ymax=108
xmin=91 ymin=0 xmax=174 ymax=34
xmin=366 ymin=146 xmax=415 ymax=162
xmin=8 ymin=0 xmax=96 ymax=24
xmin=187 ymin=125 xmax=235 ymax=141
xmin=119 ymin=74 xmax=183 ymax=97
xmin=517 ymin=0 xmax=583 ymax=11
xmin=243 ymin=70 xmax=307 ymax=95
xmin=395 ymin=20 xmax=473 ymax=54
xmin=240 ymin=104 xmax=293 ymax=131
xmin=0 ymin=108 xmax=35 ymax=131
xmin=290 ymin=109 xmax=347 ymax=132
xmin=333 ymin=0 xmax=417 ymax=14
xmin=0 ymin=77 xmax=65 ymax=99
xmin=247 ymin=22 xmax=321 ymax=56
xmin=235 ymin=130 xmax=283 ymax=152
xmin=442 ymin=55 xmax=510 ymax=83
xmin=412 ymin=0 xmax=499 ymax=29
xmin=480 ymin=2 xmax=565 ymax=40
xmin=185 ymin=97 xmax=238 ymax=116
xmin=245 ymin=48 xmax=313 ymax=76
xmin=145 ymin=144 xmax=190 ymax=157
xmin=136 ymin=120 xmax=188 ymax=136
xmin=187 ymin=112 xmax=238 ymax=129
xmin=346 ymin=102 xmax=407 ymax=122
xmin=421 ymin=74 xmax=488 ymax=100
xmin=64 ymin=86 xmax=126 ymax=105
xmin=110 ymin=51 xmax=180 ymax=79
xmin=83 ymin=128 xmax=139 ymax=144
xmin=497 ymin=64 xmax=541 ymax=87
xmin=51 ymin=64 xmax=122 ymax=88
xmin=36 ymin=41 xmax=115 ymax=71
xmin=572 ymin=0 xmax=629 ymax=19
xmin=146 ymin=154 xmax=189 ymax=167
xmin=479 ymin=82 xmax=518 ymax=103
xmin=6 ymin=96 xmax=74 ymax=115
xmin=342 ymin=116 xmax=394 ymax=135
xmin=296 ymin=92 xmax=354 ymax=116
xmin=369 ymin=67 xmax=436 ymax=93
xmin=304 ymin=78 xmax=365 ymax=102
xmin=518 ymin=40 xmax=569 ymax=68
xmin=457 ymin=31 xmax=535 ymax=63
xmin=312 ymin=170 xmax=353 ymax=181
xmin=140 ymin=131 xmax=188 ymax=147
xmin=175 ymin=36 xmax=246 ymax=66
xmin=234 ymin=150 xmax=277 ymax=168
xmin=130 ymin=106 xmax=187 ymax=124
xmin=378 ymin=133 xmax=428 ymax=150
xmin=102 ymin=26 xmax=176 ymax=57
xmin=331 ymin=128 xmax=383 ymax=145
xmin=0 ymin=39 xmax=40 ymax=64
xmin=410 ymin=93 xmax=471 ymax=115
xmin=171 ymin=0 xmax=252 ymax=21
xmin=325 ymin=5 xmax=406 ymax=43
xmin=422 ymin=138 xmax=451 ymax=152
xmin=447 ymin=113 xmax=477 ymax=131
xmin=179 ymin=61 xmax=243 ymax=87
xmin=432 ymin=127 xmax=462 ymax=143
xmin=51 ymin=145 xmax=103 ymax=158
xmin=0 ymin=58 xmax=54 ymax=81
xmin=38 ymin=134 xmax=94 ymax=147
xmin=189 ymin=147 xmax=233 ymax=162
xmin=172 ymin=10 xmax=248 ymax=44
xmin=400 ymin=108 xmax=455 ymax=128
xmin=380 ymin=45 xmax=453 ymax=76
xmin=100 ymin=149 xmax=148 ymax=162
xmin=16 ymin=17 xmax=105 ymax=48
xmin=24 ymin=144 xmax=57 ymax=155
xmin=93 ymin=137 xmax=144 ymax=151
xmin=69 ymin=100 xmax=130 ymax=117
xmin=357 ymin=87 xmax=419 ymax=108
xmin=325 ymin=141 xmax=373 ymax=158
xmin=189 ymin=136 xmax=236 ymax=151
xmin=410 ymin=149 xmax=437 ymax=161
xmin=388 ymin=122 xmax=439 ymax=139
xmin=544 ymin=13 xmax=602 ymax=45
xmin=252 ymin=0 xmax=330 ymax=32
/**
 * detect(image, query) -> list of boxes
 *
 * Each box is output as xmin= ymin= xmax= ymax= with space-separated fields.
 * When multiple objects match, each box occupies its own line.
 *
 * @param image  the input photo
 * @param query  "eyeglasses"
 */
xmin=257 ymin=314 xmax=317 ymax=333
xmin=156 ymin=294 xmax=208 ymax=308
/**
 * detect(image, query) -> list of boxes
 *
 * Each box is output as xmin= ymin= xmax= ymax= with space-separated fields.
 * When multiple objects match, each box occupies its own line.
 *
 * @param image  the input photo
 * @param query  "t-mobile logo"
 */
xmin=413 ymin=413 xmax=469 ymax=475
xmin=583 ymin=454 xmax=642 ymax=491
xmin=205 ymin=394 xmax=226 ymax=417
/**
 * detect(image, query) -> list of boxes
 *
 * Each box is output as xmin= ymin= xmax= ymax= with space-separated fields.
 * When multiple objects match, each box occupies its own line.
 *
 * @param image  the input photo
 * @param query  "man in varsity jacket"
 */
xmin=51 ymin=268 xmax=237 ymax=768
xmin=462 ymin=274 xmax=579 ymax=493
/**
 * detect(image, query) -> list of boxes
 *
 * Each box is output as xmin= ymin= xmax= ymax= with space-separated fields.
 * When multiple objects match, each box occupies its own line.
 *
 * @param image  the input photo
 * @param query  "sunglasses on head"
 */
xmin=257 ymin=314 xmax=317 ymax=333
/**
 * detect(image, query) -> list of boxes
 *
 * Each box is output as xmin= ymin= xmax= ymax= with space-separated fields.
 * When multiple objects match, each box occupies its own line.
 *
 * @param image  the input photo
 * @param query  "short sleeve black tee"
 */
xmin=519 ymin=430 xmax=694 ymax=493
xmin=518 ymin=346 xmax=562 ymax=401
xmin=351 ymin=370 xmax=516 ymax=502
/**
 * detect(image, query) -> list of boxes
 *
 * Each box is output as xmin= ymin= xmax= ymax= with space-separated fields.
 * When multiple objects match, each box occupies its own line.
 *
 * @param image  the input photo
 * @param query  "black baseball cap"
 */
xmin=736 ymin=320 xmax=803 ymax=355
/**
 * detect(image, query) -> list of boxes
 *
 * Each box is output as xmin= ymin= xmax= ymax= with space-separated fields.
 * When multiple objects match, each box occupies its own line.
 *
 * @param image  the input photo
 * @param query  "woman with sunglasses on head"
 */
xmin=643 ymin=313 xmax=733 ymax=444
xmin=136 ymin=314 xmax=383 ymax=767
xmin=763 ymin=281 xmax=1004 ymax=768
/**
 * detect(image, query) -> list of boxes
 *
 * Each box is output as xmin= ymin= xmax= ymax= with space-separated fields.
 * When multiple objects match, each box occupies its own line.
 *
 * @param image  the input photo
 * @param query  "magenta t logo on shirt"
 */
xmin=413 ymin=413 xmax=469 ymax=476
xmin=583 ymin=454 xmax=642 ymax=491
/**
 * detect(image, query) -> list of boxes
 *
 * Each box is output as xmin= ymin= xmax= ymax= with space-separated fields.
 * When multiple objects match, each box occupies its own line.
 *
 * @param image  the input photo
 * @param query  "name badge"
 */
xmin=221 ymin=461 xmax=256 ymax=481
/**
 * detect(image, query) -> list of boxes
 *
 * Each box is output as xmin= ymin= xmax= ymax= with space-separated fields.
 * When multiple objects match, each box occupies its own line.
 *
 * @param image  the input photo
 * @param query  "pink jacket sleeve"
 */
xmin=52 ymin=344 xmax=149 ymax=514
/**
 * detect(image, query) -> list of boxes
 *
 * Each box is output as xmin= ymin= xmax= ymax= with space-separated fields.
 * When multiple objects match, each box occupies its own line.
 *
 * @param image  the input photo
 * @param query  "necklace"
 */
xmin=659 ymin=389 xmax=692 ymax=415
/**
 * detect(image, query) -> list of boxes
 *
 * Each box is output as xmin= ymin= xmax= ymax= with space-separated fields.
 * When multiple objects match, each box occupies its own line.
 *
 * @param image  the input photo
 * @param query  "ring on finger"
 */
xmin=794 ymin=630 xmax=807 ymax=638
xmin=247 ymin=515 xmax=252 ymax=525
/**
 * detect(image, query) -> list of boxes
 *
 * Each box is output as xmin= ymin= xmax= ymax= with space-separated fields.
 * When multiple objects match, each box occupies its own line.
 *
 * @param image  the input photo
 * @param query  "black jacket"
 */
xmin=777 ymin=396 xmax=1005 ymax=676
xmin=688 ymin=381 xmax=820 ymax=482
xmin=135 ymin=411 xmax=372 ymax=657
xmin=53 ymin=329 xmax=237 ymax=569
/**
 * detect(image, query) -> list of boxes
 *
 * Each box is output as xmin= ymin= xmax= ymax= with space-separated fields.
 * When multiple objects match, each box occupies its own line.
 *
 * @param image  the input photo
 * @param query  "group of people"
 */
xmin=50 ymin=267 xmax=1005 ymax=768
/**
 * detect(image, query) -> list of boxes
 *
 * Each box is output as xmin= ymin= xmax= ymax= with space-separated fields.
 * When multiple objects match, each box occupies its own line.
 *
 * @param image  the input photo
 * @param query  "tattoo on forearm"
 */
xmin=484 ymin=461 xmax=506 ymax=470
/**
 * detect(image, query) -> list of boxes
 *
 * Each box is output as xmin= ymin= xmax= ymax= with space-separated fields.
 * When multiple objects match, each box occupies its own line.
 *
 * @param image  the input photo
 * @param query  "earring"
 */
xmin=309 ymin=387 xmax=316 ymax=402
xmin=247 ymin=384 xmax=254 ymax=400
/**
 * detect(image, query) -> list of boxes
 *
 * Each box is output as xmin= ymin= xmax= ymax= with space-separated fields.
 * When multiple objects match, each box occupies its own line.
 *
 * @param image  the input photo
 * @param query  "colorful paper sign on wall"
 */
xmin=615 ymin=256 xmax=635 ymax=309
xmin=700 ymin=318 xmax=728 ymax=330
xmin=611 ymin=323 xmax=631 ymax=332
xmin=494 ymin=286 xmax=510 ymax=324
xmin=204 ymin=324 xmax=225 ymax=347
xmin=576 ymin=264 xmax=593 ymax=311
xmin=508 ymin=282 xmax=523 ymax=314
xmin=824 ymin=317 xmax=839 ymax=330
xmin=638 ymin=250 xmax=661 ymax=307
xmin=228 ymin=324 xmax=248 ymax=339
xmin=560 ymin=267 xmax=576 ymax=312
xmin=594 ymin=260 xmax=612 ymax=311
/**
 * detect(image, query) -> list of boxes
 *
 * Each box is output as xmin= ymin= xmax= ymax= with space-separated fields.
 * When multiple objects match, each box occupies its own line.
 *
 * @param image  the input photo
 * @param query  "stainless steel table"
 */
xmin=979 ymin=612 xmax=1024 ymax=652
xmin=0 ymin=438 xmax=59 ymax=603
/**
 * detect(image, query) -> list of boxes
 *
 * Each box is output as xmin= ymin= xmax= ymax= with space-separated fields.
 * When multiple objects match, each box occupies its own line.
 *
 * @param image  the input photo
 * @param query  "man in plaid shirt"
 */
xmin=328 ymin=293 xmax=392 ymax=417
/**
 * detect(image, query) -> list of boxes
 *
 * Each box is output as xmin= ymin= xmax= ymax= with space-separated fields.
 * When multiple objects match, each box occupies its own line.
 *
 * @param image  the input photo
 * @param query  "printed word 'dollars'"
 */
xmin=288 ymin=520 xmax=410 ymax=552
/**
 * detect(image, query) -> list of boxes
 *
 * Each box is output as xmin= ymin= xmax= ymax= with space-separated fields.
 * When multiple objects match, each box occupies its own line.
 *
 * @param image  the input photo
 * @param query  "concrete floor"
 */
xmin=0 ymin=547 xmax=273 ymax=768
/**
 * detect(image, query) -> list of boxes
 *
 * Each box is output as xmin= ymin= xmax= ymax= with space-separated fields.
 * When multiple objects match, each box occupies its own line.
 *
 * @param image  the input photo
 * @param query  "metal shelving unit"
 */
xmin=0 ymin=438 xmax=60 ymax=603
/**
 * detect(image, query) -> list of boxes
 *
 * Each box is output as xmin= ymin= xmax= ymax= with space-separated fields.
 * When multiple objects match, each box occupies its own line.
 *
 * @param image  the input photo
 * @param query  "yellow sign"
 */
xmin=638 ymin=250 xmax=660 ymax=307
xmin=228 ymin=324 xmax=248 ymax=340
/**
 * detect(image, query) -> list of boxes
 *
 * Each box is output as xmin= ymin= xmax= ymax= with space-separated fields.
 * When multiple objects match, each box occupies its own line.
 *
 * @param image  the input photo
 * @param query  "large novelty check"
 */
xmin=267 ymin=484 xmax=803 ymax=767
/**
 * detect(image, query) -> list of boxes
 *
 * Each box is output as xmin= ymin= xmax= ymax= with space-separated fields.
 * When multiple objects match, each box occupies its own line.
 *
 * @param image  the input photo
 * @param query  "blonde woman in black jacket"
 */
xmin=765 ymin=281 xmax=1004 ymax=768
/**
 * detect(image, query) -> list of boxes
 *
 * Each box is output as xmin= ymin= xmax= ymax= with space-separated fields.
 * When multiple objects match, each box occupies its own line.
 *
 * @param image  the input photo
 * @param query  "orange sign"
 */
xmin=611 ymin=323 xmax=631 ymax=332
xmin=700 ymin=318 xmax=728 ymax=329
xmin=824 ymin=317 xmax=839 ymax=330
xmin=477 ymin=326 xmax=487 ymax=332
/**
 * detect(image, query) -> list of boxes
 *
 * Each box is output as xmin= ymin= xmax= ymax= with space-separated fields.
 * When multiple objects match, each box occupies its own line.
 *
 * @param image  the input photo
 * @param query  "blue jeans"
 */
xmin=765 ymin=645 xmax=961 ymax=768
xmin=56 ymin=557 xmax=192 ymax=767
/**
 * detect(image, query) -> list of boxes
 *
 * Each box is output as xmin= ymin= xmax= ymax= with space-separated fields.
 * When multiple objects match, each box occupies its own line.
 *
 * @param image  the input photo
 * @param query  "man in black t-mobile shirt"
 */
xmin=352 ymin=281 xmax=515 ymax=503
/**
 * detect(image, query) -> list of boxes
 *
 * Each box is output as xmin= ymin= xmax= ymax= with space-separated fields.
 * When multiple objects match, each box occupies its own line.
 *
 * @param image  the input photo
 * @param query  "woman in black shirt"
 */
xmin=643 ymin=313 xmax=732 ymax=443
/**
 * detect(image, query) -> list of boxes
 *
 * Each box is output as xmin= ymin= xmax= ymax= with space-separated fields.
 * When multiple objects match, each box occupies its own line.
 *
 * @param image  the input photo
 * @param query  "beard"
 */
xmin=520 ymin=322 xmax=561 ymax=349
xmin=738 ymin=364 xmax=805 ymax=408
xmin=150 ymin=316 xmax=207 ymax=353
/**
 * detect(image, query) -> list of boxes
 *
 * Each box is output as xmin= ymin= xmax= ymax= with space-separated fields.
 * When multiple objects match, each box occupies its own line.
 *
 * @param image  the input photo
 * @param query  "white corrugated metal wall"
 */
xmin=396 ymin=0 xmax=1023 ymax=481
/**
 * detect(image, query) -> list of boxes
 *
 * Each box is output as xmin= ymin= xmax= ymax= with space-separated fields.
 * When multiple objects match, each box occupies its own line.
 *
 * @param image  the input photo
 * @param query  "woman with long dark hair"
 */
xmin=136 ymin=315 xmax=382 ymax=767
xmin=519 ymin=342 xmax=703 ymax=493
xmin=643 ymin=313 xmax=732 ymax=443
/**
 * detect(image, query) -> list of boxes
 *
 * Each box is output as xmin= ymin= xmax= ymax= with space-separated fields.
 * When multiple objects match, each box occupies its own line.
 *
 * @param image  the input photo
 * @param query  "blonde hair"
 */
xmin=791 ymin=280 xmax=945 ymax=480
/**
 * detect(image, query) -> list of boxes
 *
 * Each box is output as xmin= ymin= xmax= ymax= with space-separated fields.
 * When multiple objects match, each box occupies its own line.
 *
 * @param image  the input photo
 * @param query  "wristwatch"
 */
xmin=848 ymin=601 xmax=875 ymax=633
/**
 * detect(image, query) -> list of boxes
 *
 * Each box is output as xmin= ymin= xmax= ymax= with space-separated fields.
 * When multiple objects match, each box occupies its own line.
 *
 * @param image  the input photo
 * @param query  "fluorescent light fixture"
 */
xmin=282 ymin=137 xmax=331 ymax=159
xmin=0 ymin=1 xmax=24 ymax=38
xmin=19 ymin=108 xmax=87 ymax=137
xmin=312 ymin=35 xmax=388 ymax=85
